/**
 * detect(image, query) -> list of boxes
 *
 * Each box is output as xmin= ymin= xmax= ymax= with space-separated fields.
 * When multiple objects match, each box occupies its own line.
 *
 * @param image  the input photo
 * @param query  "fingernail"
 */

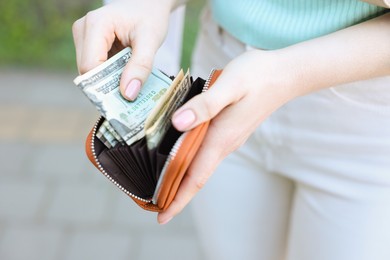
xmin=125 ymin=79 xmax=141 ymax=100
xmin=159 ymin=216 xmax=173 ymax=225
xmin=173 ymin=109 xmax=196 ymax=130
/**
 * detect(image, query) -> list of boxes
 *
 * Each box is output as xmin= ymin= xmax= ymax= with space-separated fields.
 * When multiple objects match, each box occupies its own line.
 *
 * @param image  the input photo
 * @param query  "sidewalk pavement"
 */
xmin=0 ymin=68 xmax=204 ymax=260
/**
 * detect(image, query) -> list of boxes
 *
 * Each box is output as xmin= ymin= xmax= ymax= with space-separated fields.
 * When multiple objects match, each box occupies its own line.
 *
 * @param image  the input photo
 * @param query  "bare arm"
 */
xmin=279 ymin=12 xmax=390 ymax=98
xmin=158 ymin=12 xmax=390 ymax=224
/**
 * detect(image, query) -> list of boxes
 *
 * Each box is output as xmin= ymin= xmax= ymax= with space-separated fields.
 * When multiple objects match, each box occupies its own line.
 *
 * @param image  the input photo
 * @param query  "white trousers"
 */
xmin=190 ymin=7 xmax=390 ymax=260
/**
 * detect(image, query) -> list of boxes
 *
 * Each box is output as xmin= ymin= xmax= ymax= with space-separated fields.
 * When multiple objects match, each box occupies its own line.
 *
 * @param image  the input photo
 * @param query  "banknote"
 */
xmin=145 ymin=70 xmax=192 ymax=149
xmin=96 ymin=123 xmax=118 ymax=148
xmin=74 ymin=47 xmax=172 ymax=146
xmin=102 ymin=120 xmax=125 ymax=144
xmin=96 ymin=120 xmax=126 ymax=148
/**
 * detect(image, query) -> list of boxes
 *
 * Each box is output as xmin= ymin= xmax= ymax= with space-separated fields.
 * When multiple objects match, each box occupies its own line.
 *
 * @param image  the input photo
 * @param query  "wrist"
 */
xmin=253 ymin=50 xmax=303 ymax=104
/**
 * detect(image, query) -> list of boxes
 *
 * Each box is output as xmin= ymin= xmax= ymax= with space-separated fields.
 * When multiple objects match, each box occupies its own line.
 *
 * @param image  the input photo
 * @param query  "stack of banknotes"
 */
xmin=74 ymin=47 xmax=192 ymax=150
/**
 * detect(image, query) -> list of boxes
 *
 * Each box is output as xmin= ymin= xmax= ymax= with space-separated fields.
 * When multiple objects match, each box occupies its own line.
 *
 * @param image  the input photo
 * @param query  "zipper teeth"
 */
xmin=152 ymin=69 xmax=217 ymax=203
xmin=91 ymin=117 xmax=151 ymax=203
xmin=162 ymin=69 xmax=215 ymax=166
xmin=202 ymin=68 xmax=216 ymax=92
xmin=91 ymin=71 xmax=217 ymax=205
xmin=166 ymin=133 xmax=186 ymax=164
xmin=151 ymin=133 xmax=186 ymax=204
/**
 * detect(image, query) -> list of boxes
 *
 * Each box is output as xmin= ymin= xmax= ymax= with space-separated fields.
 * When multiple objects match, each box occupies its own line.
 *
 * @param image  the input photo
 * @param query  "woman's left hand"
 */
xmin=157 ymin=49 xmax=298 ymax=224
xmin=156 ymin=12 xmax=390 ymax=224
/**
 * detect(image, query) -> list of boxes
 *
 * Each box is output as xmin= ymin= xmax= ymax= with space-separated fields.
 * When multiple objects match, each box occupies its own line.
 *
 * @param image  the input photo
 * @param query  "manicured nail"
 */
xmin=173 ymin=109 xmax=196 ymax=130
xmin=159 ymin=216 xmax=173 ymax=225
xmin=125 ymin=79 xmax=141 ymax=100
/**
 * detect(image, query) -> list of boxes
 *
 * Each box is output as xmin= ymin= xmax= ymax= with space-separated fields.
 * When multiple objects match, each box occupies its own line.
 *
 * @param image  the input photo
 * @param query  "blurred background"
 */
xmin=0 ymin=0 xmax=206 ymax=259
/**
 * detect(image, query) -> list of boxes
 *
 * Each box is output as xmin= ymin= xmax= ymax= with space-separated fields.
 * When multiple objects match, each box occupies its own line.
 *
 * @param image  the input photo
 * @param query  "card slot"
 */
xmin=93 ymin=77 xmax=208 ymax=202
xmin=116 ymin=147 xmax=145 ymax=183
xmin=97 ymin=141 xmax=157 ymax=200
xmin=106 ymin=149 xmax=149 ymax=197
xmin=124 ymin=149 xmax=156 ymax=190
xmin=98 ymin=149 xmax=147 ymax=198
xmin=131 ymin=140 xmax=155 ymax=184
xmin=127 ymin=140 xmax=149 ymax=177
xmin=117 ymin=145 xmax=156 ymax=199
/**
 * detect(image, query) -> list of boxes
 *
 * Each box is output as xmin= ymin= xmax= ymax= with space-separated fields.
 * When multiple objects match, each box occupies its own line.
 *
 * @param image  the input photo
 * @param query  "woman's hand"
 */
xmin=72 ymin=0 xmax=176 ymax=100
xmin=157 ymin=12 xmax=390 ymax=224
xmin=157 ymin=50 xmax=298 ymax=224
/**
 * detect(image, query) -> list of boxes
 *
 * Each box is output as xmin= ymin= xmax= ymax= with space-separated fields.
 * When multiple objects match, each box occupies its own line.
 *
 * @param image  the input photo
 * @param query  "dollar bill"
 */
xmin=145 ymin=69 xmax=192 ymax=149
xmin=102 ymin=120 xmax=125 ymax=144
xmin=96 ymin=120 xmax=126 ymax=148
xmin=74 ymin=47 xmax=172 ymax=146
xmin=96 ymin=124 xmax=118 ymax=148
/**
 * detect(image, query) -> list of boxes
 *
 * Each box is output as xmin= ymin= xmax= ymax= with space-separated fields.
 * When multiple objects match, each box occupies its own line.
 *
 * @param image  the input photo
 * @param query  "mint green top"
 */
xmin=210 ymin=0 xmax=388 ymax=49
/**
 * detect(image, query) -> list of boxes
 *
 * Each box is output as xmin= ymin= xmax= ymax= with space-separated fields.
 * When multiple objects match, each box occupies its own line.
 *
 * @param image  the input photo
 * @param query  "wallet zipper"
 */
xmin=151 ymin=133 xmax=186 ymax=204
xmin=151 ymin=69 xmax=217 ymax=204
xmin=203 ymin=68 xmax=216 ymax=92
xmin=92 ymin=69 xmax=217 ymax=205
xmin=91 ymin=117 xmax=152 ymax=203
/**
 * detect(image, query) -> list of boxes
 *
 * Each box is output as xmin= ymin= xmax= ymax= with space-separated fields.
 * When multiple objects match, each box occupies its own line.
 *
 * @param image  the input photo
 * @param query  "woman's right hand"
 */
xmin=72 ymin=0 xmax=176 ymax=100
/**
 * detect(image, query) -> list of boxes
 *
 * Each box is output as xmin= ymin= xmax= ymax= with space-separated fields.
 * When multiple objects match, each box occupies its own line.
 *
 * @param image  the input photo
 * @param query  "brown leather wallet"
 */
xmin=85 ymin=69 xmax=222 ymax=212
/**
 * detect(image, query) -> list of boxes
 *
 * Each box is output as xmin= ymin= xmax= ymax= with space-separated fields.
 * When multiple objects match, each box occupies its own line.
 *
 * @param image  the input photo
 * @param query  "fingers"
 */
xmin=73 ymin=8 xmax=163 ymax=101
xmin=72 ymin=18 xmax=84 ymax=72
xmin=157 ymin=127 xmax=222 ymax=224
xmin=158 ymin=95 xmax=256 ymax=224
xmin=72 ymin=9 xmax=115 ymax=75
xmin=172 ymin=71 xmax=244 ymax=131
xmin=119 ymin=29 xmax=161 ymax=101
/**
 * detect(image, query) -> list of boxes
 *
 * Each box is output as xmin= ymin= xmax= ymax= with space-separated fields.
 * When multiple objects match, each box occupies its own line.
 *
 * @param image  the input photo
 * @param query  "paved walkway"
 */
xmin=0 ymin=69 xmax=204 ymax=260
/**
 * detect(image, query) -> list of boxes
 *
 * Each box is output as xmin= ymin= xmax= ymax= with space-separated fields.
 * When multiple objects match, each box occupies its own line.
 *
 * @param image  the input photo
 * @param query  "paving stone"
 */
xmin=29 ymin=143 xmax=86 ymax=181
xmin=0 ymin=105 xmax=97 ymax=143
xmin=81 ymin=159 xmax=105 ymax=184
xmin=46 ymin=183 xmax=111 ymax=225
xmin=0 ymin=69 xmax=92 ymax=109
xmin=64 ymin=230 xmax=135 ymax=260
xmin=0 ymin=68 xmax=204 ymax=259
xmin=138 ymin=232 xmax=202 ymax=260
xmin=0 ymin=180 xmax=46 ymax=220
xmin=26 ymin=109 xmax=93 ymax=143
xmin=0 ymin=141 xmax=32 ymax=175
xmin=0 ymin=106 xmax=30 ymax=142
xmin=111 ymin=190 xmax=196 ymax=231
xmin=0 ymin=224 xmax=62 ymax=260
xmin=111 ymin=191 xmax=159 ymax=228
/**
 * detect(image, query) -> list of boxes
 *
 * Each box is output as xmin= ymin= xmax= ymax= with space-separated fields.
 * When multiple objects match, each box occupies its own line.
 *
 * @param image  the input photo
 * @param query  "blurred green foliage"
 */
xmin=181 ymin=0 xmax=204 ymax=70
xmin=0 ymin=0 xmax=100 ymax=70
xmin=0 ymin=0 xmax=204 ymax=71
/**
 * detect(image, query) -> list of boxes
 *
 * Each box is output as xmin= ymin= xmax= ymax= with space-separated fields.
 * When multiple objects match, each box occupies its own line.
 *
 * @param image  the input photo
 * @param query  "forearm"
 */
xmin=274 ymin=12 xmax=390 ymax=99
xmin=158 ymin=6 xmax=389 ymax=225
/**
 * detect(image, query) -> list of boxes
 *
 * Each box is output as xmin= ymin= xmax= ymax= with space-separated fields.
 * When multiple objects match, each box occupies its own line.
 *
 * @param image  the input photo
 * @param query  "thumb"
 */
xmin=119 ymin=31 xmax=161 ymax=101
xmin=172 ymin=72 xmax=241 ymax=131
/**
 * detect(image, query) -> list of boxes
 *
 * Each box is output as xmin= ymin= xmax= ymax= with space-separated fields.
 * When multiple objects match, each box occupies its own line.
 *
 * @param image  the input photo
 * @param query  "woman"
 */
xmin=73 ymin=0 xmax=390 ymax=259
